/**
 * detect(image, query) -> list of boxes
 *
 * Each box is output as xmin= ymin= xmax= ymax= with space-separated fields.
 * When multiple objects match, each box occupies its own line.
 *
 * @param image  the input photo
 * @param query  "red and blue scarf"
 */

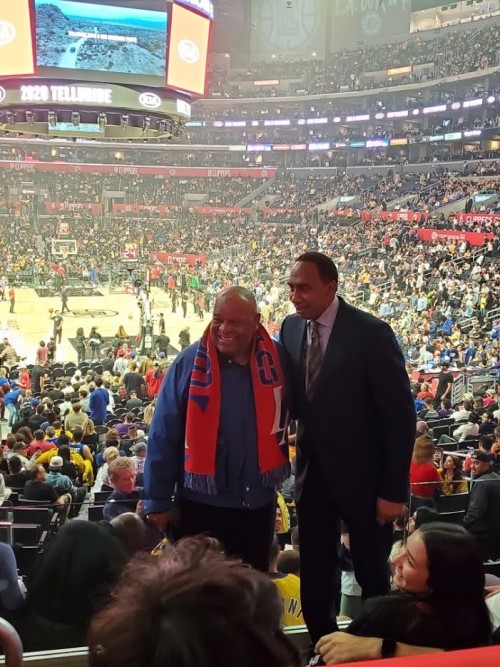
xmin=185 ymin=324 xmax=290 ymax=495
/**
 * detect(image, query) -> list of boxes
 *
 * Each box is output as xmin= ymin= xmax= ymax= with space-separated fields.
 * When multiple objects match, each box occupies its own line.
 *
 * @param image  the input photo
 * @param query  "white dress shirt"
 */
xmin=306 ymin=295 xmax=340 ymax=354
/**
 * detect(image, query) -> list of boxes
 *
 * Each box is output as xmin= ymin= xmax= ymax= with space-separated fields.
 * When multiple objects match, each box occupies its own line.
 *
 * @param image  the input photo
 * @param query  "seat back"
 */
xmin=7 ymin=491 xmax=19 ymax=506
xmin=483 ymin=560 xmax=500 ymax=577
xmin=14 ymin=544 xmax=41 ymax=577
xmin=12 ymin=523 xmax=42 ymax=546
xmin=93 ymin=490 xmax=112 ymax=503
xmin=13 ymin=506 xmax=51 ymax=531
xmin=439 ymin=441 xmax=459 ymax=452
xmin=437 ymin=510 xmax=465 ymax=525
xmin=462 ymin=438 xmax=479 ymax=449
xmin=51 ymin=368 xmax=65 ymax=381
xmin=437 ymin=492 xmax=469 ymax=513
xmin=88 ymin=505 xmax=104 ymax=522
xmin=432 ymin=424 xmax=450 ymax=440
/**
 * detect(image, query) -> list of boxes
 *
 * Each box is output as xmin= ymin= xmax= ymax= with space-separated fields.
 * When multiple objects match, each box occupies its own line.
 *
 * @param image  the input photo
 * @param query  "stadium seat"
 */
xmin=13 ymin=506 xmax=52 ymax=531
xmin=483 ymin=560 xmax=500 ymax=577
xmin=93 ymin=490 xmax=112 ymax=503
xmin=439 ymin=441 xmax=459 ymax=452
xmin=436 ymin=493 xmax=469 ymax=513
xmin=437 ymin=510 xmax=465 ymax=525
xmin=88 ymin=505 xmax=104 ymax=522
xmin=462 ymin=438 xmax=479 ymax=449
xmin=14 ymin=543 xmax=42 ymax=578
xmin=431 ymin=424 xmax=450 ymax=440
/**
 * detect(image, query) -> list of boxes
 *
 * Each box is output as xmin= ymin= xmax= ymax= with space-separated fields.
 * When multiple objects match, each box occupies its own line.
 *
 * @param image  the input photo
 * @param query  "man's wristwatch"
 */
xmin=381 ymin=638 xmax=397 ymax=659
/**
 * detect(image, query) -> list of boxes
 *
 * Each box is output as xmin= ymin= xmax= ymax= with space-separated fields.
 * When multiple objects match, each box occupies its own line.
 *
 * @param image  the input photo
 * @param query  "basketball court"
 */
xmin=2 ymin=284 xmax=208 ymax=367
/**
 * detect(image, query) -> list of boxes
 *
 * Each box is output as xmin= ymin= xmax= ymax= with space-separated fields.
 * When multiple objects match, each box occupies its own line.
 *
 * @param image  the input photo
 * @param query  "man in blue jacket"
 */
xmin=144 ymin=286 xmax=290 ymax=571
xmin=89 ymin=377 xmax=108 ymax=425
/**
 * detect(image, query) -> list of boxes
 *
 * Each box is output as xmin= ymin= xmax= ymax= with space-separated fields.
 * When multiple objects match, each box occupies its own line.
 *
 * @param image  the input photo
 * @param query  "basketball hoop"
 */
xmin=51 ymin=239 xmax=77 ymax=257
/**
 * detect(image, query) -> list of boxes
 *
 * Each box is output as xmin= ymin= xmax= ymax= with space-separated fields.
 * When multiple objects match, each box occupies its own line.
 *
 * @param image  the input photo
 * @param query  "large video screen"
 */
xmin=167 ymin=2 xmax=210 ymax=96
xmin=34 ymin=0 xmax=167 ymax=86
xmin=0 ymin=0 xmax=35 ymax=78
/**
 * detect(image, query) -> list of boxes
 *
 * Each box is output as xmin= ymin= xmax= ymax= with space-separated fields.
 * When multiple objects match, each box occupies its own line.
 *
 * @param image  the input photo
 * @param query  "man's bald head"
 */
xmin=214 ymin=286 xmax=258 ymax=312
xmin=210 ymin=286 xmax=260 ymax=364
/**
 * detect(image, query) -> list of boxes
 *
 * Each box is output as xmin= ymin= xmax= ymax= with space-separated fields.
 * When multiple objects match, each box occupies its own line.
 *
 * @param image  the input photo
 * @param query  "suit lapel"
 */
xmin=296 ymin=317 xmax=308 ymax=387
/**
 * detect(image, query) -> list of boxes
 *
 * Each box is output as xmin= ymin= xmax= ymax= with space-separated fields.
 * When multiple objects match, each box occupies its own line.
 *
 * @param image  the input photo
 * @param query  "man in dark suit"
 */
xmin=280 ymin=252 xmax=415 ymax=645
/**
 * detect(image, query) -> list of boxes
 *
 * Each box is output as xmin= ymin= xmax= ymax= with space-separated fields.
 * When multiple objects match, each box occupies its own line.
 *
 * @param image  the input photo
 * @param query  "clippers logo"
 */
xmin=0 ymin=20 xmax=15 ymax=46
xmin=138 ymin=92 xmax=161 ymax=109
xmin=178 ymin=39 xmax=199 ymax=64
xmin=0 ymin=87 xmax=5 ymax=103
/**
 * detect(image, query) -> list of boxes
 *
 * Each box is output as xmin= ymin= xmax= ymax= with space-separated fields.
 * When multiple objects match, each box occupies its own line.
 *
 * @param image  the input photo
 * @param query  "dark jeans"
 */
xmin=175 ymin=498 xmax=275 ymax=572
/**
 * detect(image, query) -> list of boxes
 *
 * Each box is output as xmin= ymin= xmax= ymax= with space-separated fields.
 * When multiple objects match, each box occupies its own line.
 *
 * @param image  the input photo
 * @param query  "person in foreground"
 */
xmin=87 ymin=536 xmax=301 ymax=667
xmin=314 ymin=523 xmax=491 ymax=664
xmin=19 ymin=513 xmax=146 ymax=651
xmin=280 ymin=252 xmax=415 ymax=642
xmin=144 ymin=286 xmax=290 ymax=571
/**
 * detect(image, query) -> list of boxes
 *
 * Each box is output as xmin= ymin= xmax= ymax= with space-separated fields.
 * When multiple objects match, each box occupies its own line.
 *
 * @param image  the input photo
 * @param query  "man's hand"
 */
xmin=376 ymin=498 xmax=405 ymax=526
xmin=316 ymin=632 xmax=381 ymax=664
xmin=146 ymin=510 xmax=175 ymax=534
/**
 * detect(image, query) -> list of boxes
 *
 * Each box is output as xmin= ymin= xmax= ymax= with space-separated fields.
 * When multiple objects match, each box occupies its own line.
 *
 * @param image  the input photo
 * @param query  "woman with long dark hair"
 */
xmin=439 ymin=454 xmax=468 ymax=495
xmin=315 ymin=523 xmax=492 ymax=663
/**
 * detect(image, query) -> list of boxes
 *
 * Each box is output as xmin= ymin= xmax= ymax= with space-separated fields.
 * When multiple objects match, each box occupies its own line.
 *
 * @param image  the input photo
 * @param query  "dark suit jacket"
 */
xmin=280 ymin=296 xmax=415 ymax=506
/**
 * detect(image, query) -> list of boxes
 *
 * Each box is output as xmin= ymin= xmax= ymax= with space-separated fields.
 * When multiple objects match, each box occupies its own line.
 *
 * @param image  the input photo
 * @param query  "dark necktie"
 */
xmin=306 ymin=320 xmax=322 ymax=395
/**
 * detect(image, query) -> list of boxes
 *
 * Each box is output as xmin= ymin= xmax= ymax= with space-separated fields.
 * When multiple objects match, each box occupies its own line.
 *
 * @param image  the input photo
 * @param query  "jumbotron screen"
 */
xmin=0 ymin=0 xmax=212 ymax=95
xmin=35 ymin=0 xmax=168 ymax=86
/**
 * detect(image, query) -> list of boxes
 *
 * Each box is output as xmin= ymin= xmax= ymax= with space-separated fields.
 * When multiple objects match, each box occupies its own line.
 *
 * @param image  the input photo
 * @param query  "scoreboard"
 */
xmin=0 ymin=0 xmax=212 ymax=96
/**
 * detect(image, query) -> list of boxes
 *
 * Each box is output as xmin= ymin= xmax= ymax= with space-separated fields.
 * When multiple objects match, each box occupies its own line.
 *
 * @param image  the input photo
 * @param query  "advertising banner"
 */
xmin=193 ymin=206 xmax=251 ymax=215
xmin=330 ymin=209 xmax=428 ymax=222
xmin=45 ymin=202 xmax=102 ymax=214
xmin=151 ymin=252 xmax=207 ymax=266
xmin=417 ymin=229 xmax=494 ymax=246
xmin=113 ymin=204 xmax=171 ymax=215
xmin=0 ymin=161 xmax=275 ymax=179
xmin=454 ymin=213 xmax=500 ymax=225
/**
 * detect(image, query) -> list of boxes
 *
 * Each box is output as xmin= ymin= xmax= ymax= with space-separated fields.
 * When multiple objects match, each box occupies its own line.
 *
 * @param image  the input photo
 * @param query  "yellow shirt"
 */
xmin=37 ymin=448 xmax=94 ymax=485
xmin=272 ymin=573 xmax=304 ymax=627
